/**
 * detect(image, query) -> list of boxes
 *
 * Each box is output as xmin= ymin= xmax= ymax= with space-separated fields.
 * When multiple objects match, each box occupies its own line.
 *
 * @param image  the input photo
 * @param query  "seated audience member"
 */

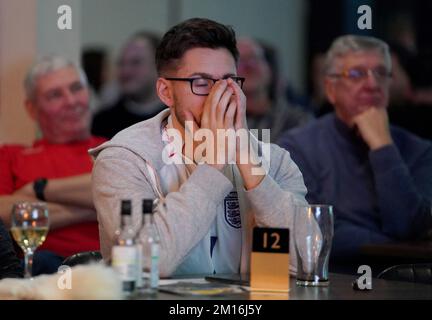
xmin=237 ymin=37 xmax=312 ymax=142
xmin=0 ymin=56 xmax=106 ymax=275
xmin=278 ymin=35 xmax=432 ymax=273
xmin=90 ymin=18 xmax=307 ymax=277
xmin=387 ymin=44 xmax=432 ymax=141
xmin=81 ymin=48 xmax=109 ymax=114
xmin=92 ymin=31 xmax=165 ymax=139
xmin=0 ymin=218 xmax=23 ymax=279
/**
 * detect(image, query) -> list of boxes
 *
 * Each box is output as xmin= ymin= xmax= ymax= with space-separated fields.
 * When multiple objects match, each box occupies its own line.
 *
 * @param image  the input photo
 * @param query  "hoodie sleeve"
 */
xmin=245 ymin=144 xmax=308 ymax=225
xmin=92 ymin=147 xmax=233 ymax=277
xmin=243 ymin=144 xmax=308 ymax=273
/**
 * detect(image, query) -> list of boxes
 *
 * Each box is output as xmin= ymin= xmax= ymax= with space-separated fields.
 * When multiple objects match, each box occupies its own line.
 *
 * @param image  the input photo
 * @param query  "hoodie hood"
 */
xmin=89 ymin=108 xmax=171 ymax=171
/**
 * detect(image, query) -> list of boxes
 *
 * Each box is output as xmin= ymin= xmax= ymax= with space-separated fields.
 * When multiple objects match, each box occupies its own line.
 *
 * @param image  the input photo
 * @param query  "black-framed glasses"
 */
xmin=164 ymin=76 xmax=245 ymax=96
xmin=327 ymin=66 xmax=392 ymax=83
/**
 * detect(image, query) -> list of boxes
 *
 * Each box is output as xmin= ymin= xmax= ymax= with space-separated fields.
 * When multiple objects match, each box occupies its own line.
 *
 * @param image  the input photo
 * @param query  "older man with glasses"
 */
xmin=278 ymin=35 xmax=432 ymax=274
xmin=90 ymin=18 xmax=308 ymax=277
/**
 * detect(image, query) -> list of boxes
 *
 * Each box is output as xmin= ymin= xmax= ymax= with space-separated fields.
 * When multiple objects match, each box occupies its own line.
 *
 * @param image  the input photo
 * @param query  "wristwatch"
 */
xmin=33 ymin=178 xmax=48 ymax=201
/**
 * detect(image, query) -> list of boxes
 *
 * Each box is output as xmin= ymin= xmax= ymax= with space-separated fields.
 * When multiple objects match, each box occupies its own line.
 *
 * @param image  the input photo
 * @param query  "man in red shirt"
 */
xmin=0 ymin=56 xmax=106 ymax=274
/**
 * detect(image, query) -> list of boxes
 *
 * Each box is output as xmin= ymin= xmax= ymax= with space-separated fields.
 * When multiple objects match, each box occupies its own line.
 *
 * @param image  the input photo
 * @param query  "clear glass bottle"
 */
xmin=138 ymin=199 xmax=160 ymax=294
xmin=111 ymin=200 xmax=137 ymax=296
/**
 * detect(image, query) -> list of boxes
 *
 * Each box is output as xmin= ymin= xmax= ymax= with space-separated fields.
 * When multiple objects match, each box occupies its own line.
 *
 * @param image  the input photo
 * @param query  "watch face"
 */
xmin=34 ymin=178 xmax=48 ymax=201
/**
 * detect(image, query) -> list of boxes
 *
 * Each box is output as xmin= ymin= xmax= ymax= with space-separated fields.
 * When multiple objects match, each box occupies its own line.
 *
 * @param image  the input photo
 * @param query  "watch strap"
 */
xmin=33 ymin=178 xmax=48 ymax=201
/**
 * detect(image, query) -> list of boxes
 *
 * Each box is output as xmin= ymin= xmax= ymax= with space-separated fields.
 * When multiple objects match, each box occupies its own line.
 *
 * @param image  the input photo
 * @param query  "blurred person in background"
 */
xmin=81 ymin=48 xmax=110 ymax=114
xmin=387 ymin=43 xmax=432 ymax=141
xmin=237 ymin=37 xmax=312 ymax=142
xmin=92 ymin=31 xmax=165 ymax=139
xmin=278 ymin=35 xmax=432 ymax=275
xmin=0 ymin=56 xmax=106 ymax=275
xmin=382 ymin=10 xmax=432 ymax=140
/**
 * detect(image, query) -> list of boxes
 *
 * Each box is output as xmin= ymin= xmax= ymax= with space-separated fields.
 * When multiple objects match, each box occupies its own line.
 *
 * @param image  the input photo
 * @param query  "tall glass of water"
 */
xmin=10 ymin=202 xmax=49 ymax=278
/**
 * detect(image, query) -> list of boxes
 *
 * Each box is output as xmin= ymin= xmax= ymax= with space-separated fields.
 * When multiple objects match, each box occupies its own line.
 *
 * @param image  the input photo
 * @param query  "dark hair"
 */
xmin=82 ymin=48 xmax=107 ymax=93
xmin=155 ymin=18 xmax=239 ymax=75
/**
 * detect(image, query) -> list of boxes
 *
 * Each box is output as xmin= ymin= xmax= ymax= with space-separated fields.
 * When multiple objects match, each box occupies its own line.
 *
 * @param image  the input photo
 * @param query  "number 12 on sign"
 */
xmin=250 ymin=227 xmax=290 ymax=292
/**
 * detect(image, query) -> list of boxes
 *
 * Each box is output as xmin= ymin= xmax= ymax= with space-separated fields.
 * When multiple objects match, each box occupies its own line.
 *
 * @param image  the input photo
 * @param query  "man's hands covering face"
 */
xmin=181 ymin=78 xmax=265 ymax=189
xmin=184 ymin=78 xmax=248 ymax=171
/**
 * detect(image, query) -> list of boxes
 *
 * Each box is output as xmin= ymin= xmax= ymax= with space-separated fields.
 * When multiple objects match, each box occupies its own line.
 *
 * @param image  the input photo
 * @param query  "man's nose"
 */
xmin=64 ymin=90 xmax=78 ymax=106
xmin=364 ymin=70 xmax=380 ymax=88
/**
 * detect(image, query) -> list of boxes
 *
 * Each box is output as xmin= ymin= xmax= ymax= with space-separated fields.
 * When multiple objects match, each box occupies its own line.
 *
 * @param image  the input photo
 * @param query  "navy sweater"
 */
xmin=278 ymin=113 xmax=432 ymax=259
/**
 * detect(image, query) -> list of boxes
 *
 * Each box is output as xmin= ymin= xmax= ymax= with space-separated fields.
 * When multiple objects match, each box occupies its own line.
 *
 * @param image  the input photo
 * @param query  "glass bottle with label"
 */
xmin=138 ymin=199 xmax=160 ymax=294
xmin=111 ymin=200 xmax=137 ymax=296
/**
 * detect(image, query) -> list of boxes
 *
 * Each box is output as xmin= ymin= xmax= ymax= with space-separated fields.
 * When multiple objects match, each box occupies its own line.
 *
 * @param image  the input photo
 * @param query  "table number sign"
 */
xmin=250 ymin=227 xmax=290 ymax=292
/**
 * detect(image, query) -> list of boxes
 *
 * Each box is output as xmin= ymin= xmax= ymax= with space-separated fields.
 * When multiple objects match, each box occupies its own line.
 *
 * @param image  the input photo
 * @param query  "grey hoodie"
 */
xmin=89 ymin=109 xmax=307 ymax=277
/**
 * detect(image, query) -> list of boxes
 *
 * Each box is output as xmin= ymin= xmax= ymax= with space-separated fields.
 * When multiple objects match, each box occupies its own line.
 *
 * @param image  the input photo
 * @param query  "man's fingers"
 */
xmin=184 ymin=110 xmax=200 ymax=134
xmin=216 ymin=88 xmax=234 ymax=126
xmin=224 ymin=99 xmax=237 ymax=128
xmin=227 ymin=78 xmax=246 ymax=130
xmin=227 ymin=78 xmax=242 ymax=106
xmin=208 ymin=79 xmax=228 ymax=104
xmin=352 ymin=105 xmax=379 ymax=120
xmin=203 ymin=80 xmax=228 ymax=126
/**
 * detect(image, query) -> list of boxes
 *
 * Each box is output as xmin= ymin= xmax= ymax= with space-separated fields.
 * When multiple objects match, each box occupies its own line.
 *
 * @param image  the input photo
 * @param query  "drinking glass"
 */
xmin=294 ymin=205 xmax=334 ymax=286
xmin=10 ymin=202 xmax=49 ymax=278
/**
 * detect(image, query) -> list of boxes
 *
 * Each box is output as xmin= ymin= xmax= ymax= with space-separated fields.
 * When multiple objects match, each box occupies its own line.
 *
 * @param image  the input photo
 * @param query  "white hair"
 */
xmin=324 ymin=35 xmax=392 ymax=74
xmin=24 ymin=56 xmax=88 ymax=101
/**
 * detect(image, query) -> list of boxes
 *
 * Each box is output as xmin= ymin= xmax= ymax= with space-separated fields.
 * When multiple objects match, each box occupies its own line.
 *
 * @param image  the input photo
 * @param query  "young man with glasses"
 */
xmin=278 ymin=35 xmax=432 ymax=275
xmin=90 ymin=18 xmax=307 ymax=277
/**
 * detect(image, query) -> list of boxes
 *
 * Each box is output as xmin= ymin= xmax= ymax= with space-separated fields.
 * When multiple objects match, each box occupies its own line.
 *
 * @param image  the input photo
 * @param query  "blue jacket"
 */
xmin=278 ymin=113 xmax=432 ymax=259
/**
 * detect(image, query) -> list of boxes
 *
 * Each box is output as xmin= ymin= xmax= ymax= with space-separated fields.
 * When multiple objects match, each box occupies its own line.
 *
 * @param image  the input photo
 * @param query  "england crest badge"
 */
xmin=224 ymin=191 xmax=241 ymax=228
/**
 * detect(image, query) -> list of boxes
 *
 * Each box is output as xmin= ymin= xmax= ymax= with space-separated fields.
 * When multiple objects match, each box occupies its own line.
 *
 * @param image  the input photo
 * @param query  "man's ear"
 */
xmin=156 ymin=78 xmax=174 ymax=107
xmin=24 ymin=99 xmax=38 ymax=121
xmin=324 ymin=77 xmax=336 ymax=105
